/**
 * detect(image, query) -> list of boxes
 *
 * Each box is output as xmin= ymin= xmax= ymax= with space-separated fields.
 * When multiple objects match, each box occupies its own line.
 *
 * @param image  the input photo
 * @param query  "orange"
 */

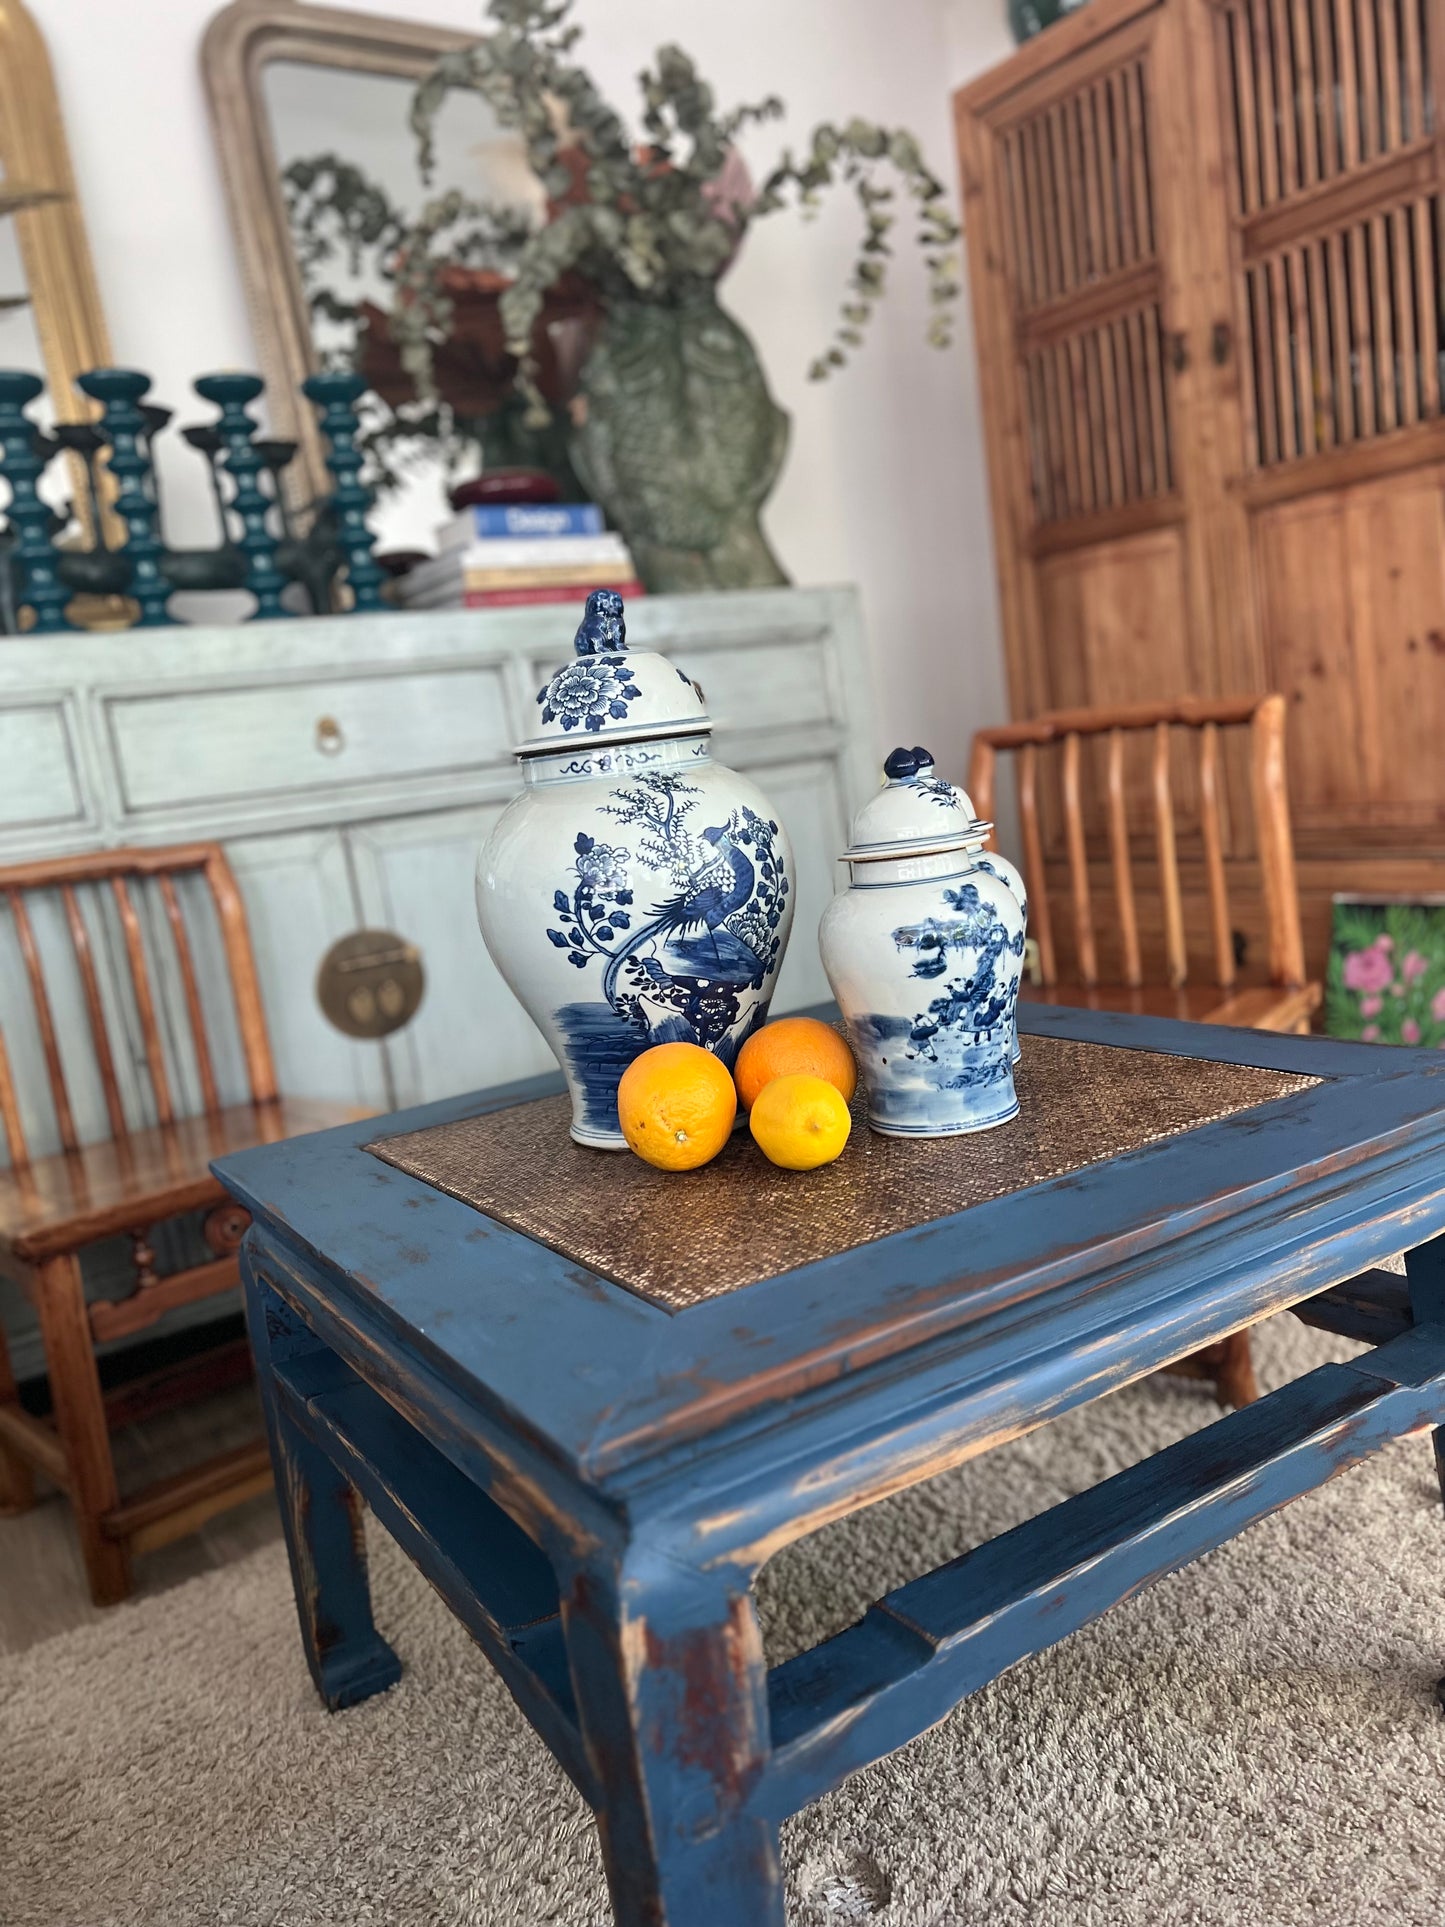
xmin=748 ymin=1073 xmax=852 ymax=1171
xmin=734 ymin=1016 xmax=858 ymax=1110
xmin=617 ymin=1042 xmax=737 ymax=1172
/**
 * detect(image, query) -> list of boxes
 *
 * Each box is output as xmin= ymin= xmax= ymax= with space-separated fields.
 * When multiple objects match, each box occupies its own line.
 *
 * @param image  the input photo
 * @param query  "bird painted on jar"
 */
xmin=602 ymin=822 xmax=759 ymax=1005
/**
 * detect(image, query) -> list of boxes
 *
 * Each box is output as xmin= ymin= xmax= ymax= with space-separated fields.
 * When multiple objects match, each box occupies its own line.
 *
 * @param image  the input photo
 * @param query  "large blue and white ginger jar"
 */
xmin=476 ymin=591 xmax=797 ymax=1148
xmin=819 ymin=747 xmax=1027 ymax=1136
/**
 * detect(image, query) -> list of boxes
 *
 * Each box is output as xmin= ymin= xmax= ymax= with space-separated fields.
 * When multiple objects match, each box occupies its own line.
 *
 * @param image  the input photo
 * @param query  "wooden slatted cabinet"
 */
xmin=956 ymin=0 xmax=1445 ymax=980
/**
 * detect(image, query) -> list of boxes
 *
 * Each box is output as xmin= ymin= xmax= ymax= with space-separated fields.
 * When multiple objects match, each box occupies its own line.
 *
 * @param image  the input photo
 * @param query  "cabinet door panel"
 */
xmin=1038 ymin=529 xmax=1194 ymax=711
xmin=1346 ymin=474 xmax=1445 ymax=820
xmin=224 ymin=828 xmax=388 ymax=1110
xmin=1036 ymin=528 xmax=1200 ymax=841
xmin=1254 ymin=494 xmax=1361 ymax=824
xmin=347 ymin=805 xmax=555 ymax=1111
xmin=1255 ymin=470 xmax=1445 ymax=831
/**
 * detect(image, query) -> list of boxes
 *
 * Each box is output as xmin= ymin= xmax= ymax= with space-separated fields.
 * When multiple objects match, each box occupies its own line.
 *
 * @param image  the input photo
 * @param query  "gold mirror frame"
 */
xmin=201 ymin=0 xmax=472 ymax=516
xmin=0 ymin=0 xmax=114 ymax=533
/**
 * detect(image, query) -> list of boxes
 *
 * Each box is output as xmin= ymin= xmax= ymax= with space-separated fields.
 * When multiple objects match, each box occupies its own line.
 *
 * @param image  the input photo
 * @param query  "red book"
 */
xmin=458 ymin=579 xmax=646 ymax=609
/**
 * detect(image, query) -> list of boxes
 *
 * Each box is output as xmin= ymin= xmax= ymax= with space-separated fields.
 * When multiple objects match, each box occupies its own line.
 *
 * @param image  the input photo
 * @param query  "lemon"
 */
xmin=748 ymin=1072 xmax=852 ymax=1171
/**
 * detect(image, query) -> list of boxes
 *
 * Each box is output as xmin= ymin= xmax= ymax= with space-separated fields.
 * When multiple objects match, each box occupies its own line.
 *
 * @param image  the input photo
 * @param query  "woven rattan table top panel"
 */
xmin=366 ymin=1034 xmax=1318 ymax=1312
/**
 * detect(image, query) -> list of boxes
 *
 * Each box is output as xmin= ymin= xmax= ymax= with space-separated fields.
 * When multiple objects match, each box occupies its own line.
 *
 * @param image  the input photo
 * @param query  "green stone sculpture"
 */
xmin=570 ymin=296 xmax=789 ymax=593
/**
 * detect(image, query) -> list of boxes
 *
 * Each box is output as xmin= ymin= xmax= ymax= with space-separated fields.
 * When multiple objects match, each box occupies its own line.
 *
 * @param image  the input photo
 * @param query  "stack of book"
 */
xmin=397 ymin=501 xmax=644 ymax=611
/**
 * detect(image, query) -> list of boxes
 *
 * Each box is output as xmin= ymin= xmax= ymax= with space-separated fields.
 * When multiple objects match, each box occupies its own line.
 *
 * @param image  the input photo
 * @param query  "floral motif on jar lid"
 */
xmin=514 ymin=588 xmax=710 ymax=758
xmin=841 ymin=745 xmax=992 ymax=862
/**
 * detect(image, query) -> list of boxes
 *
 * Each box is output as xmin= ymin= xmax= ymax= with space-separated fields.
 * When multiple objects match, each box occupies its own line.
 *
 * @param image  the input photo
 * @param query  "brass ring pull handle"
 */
xmin=315 ymin=715 xmax=345 ymax=755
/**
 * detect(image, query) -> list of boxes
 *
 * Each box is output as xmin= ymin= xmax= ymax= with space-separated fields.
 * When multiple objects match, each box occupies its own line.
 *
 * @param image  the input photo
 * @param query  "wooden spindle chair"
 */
xmin=967 ymin=695 xmax=1322 ymax=1408
xmin=0 ymin=843 xmax=350 ymax=1604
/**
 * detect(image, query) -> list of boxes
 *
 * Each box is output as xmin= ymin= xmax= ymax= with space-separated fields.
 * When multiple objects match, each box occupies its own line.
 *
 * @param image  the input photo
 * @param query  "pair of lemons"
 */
xmin=616 ymin=1016 xmax=856 ymax=1174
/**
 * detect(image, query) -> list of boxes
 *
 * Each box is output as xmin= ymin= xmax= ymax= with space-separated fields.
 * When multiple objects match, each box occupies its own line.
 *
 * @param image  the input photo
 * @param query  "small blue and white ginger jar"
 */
xmin=819 ymin=746 xmax=1027 ymax=1136
xmin=476 ymin=592 xmax=797 ymax=1148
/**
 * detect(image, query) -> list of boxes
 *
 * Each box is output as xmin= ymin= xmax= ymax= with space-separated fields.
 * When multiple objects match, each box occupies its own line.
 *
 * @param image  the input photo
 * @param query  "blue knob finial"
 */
xmin=573 ymin=588 xmax=626 ymax=657
xmin=884 ymin=745 xmax=936 ymax=781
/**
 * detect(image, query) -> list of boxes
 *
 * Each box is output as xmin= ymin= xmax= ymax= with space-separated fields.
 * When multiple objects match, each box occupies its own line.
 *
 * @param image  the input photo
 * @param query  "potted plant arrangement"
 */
xmin=284 ymin=0 xmax=962 ymax=592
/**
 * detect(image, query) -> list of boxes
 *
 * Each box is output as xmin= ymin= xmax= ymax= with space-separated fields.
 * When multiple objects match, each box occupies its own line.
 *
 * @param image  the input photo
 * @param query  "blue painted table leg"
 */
xmin=560 ymin=1541 xmax=784 ymax=1927
xmin=1405 ymin=1234 xmax=1445 ymax=1506
xmin=242 ymin=1252 xmax=401 ymax=1711
xmin=1404 ymin=1236 xmax=1445 ymax=1712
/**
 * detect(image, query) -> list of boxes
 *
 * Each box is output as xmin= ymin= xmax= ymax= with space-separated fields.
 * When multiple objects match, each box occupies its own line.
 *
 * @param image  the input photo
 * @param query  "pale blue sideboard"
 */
xmin=0 ymin=588 xmax=875 ymax=1375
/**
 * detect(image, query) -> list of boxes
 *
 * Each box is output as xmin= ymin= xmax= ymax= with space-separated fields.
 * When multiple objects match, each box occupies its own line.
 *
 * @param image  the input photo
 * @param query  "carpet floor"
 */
xmin=4 ymin=1316 xmax=1444 ymax=1927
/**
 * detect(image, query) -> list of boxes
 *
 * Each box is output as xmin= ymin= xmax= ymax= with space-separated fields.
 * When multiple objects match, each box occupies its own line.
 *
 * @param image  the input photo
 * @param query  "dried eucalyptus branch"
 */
xmin=283 ymin=153 xmax=530 ymax=380
xmin=753 ymin=125 xmax=961 ymax=379
xmin=401 ymin=0 xmax=961 ymax=407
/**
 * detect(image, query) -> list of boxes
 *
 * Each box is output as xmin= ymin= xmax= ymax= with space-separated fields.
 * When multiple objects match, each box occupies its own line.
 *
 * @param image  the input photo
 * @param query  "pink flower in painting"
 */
xmin=1343 ymin=944 xmax=1394 ymax=993
xmin=1433 ymin=986 xmax=1445 ymax=1023
xmin=1378 ymin=933 xmax=1394 ymax=950
xmin=1403 ymin=1018 xmax=1422 ymax=1044
xmin=1403 ymin=950 xmax=1429 ymax=983
xmin=1363 ymin=1024 xmax=1381 ymax=1041
xmin=1360 ymin=994 xmax=1383 ymax=1017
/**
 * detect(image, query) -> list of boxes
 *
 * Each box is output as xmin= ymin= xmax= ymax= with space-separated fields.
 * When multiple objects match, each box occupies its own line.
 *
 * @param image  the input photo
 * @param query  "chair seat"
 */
xmin=1019 ymin=980 xmax=1322 ymax=1033
xmin=0 ymin=1098 xmax=353 ymax=1265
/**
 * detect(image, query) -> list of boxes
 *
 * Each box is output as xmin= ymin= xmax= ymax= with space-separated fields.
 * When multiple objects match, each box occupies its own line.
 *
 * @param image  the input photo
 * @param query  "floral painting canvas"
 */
xmin=1325 ymin=897 xmax=1445 ymax=1049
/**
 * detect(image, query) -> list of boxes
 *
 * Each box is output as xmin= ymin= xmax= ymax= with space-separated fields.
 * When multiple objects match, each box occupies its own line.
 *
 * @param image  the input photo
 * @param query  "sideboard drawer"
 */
xmin=104 ymin=666 xmax=515 ymax=814
xmin=0 ymin=699 xmax=87 ymax=831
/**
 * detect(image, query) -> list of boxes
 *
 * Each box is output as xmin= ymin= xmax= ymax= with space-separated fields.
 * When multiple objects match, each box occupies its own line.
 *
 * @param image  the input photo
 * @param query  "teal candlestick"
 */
xmin=194 ymin=372 xmax=288 ymax=621
xmin=0 ymin=371 xmax=72 ymax=632
xmin=76 ymin=368 xmax=175 ymax=626
xmin=302 ymin=371 xmax=384 ymax=612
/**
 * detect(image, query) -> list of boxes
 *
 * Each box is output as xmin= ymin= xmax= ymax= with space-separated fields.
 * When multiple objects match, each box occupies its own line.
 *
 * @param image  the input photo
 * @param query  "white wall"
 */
xmin=32 ymin=0 xmax=1014 ymax=782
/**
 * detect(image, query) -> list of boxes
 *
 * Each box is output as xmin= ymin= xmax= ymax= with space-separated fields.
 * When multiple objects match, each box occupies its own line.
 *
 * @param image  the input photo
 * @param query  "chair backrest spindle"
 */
xmin=1249 ymin=692 xmax=1306 ymax=985
xmin=7 ymin=885 xmax=78 ymax=1153
xmin=60 ymin=882 xmax=127 ymax=1140
xmin=1197 ymin=722 xmax=1237 ymax=989
xmin=1016 ymin=743 xmax=1057 ymax=985
xmin=110 ymin=875 xmax=175 ymax=1128
xmin=0 ymin=1023 xmax=28 ymax=1167
xmin=1151 ymin=721 xmax=1187 ymax=990
xmin=1061 ymin=730 xmax=1098 ymax=985
xmin=1104 ymin=727 xmax=1143 ymax=987
xmin=201 ymin=850 xmax=277 ymax=1105
xmin=967 ymin=696 xmax=1306 ymax=994
xmin=159 ymin=873 xmax=221 ymax=1116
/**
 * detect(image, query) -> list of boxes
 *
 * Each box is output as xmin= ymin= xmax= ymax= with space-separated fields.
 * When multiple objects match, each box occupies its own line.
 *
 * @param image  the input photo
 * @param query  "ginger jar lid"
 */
xmin=514 ymin=590 xmax=710 ymax=758
xmin=842 ymin=746 xmax=992 ymax=861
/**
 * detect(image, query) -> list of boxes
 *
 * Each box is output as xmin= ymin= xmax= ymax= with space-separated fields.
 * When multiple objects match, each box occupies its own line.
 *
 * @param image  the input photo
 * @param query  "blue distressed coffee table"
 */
xmin=214 ymin=1006 xmax=1445 ymax=1926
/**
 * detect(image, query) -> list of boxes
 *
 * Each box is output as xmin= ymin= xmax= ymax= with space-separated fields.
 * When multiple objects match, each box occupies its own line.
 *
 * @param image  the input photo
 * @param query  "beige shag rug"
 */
xmin=4 ymin=1317 xmax=1445 ymax=1927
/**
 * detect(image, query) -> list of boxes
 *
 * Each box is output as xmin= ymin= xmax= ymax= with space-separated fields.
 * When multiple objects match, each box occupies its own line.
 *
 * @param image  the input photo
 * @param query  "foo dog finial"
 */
xmin=573 ymin=587 xmax=626 ymax=657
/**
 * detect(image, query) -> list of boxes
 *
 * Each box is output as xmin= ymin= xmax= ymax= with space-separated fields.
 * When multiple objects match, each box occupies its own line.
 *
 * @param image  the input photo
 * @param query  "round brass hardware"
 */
xmin=315 ymin=715 xmax=345 ymax=755
xmin=316 ymin=929 xmax=425 ymax=1039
